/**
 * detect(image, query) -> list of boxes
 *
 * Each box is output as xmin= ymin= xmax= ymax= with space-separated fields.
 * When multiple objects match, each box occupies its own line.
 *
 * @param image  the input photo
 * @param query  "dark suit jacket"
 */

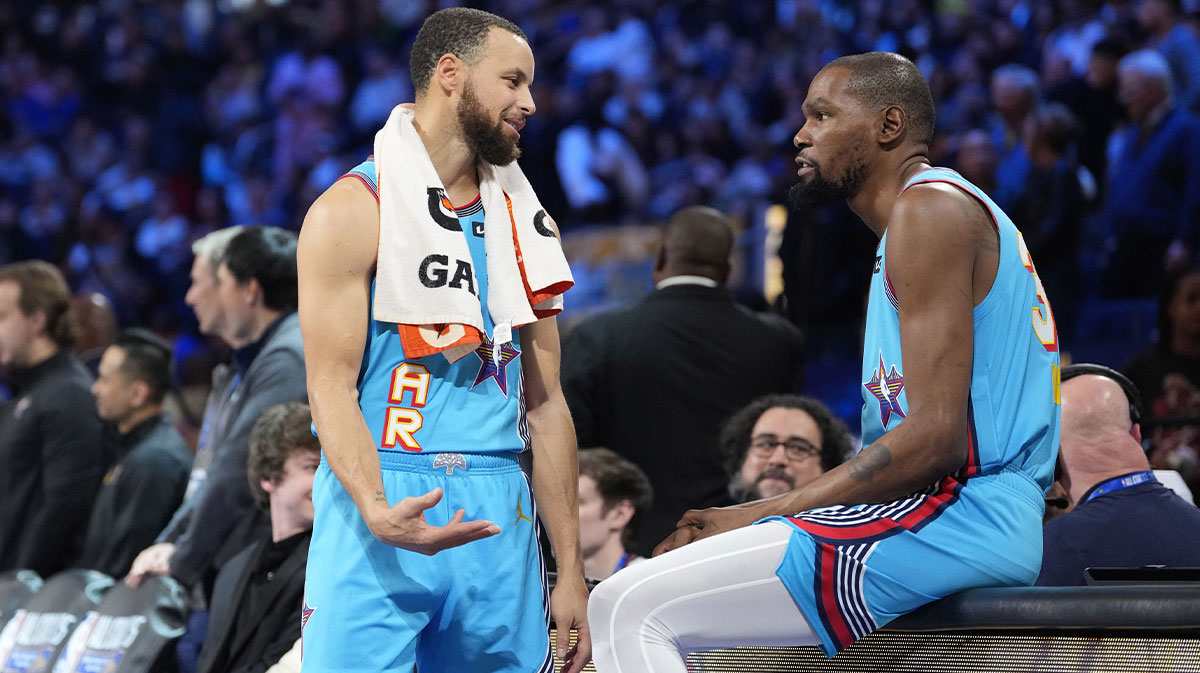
xmin=197 ymin=532 xmax=310 ymax=673
xmin=562 ymin=283 xmax=805 ymax=555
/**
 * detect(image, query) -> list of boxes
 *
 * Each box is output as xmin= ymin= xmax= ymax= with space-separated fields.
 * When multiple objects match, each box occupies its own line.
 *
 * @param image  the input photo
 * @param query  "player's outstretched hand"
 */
xmin=367 ymin=487 xmax=500 ymax=555
xmin=550 ymin=572 xmax=592 ymax=673
xmin=653 ymin=506 xmax=759 ymax=556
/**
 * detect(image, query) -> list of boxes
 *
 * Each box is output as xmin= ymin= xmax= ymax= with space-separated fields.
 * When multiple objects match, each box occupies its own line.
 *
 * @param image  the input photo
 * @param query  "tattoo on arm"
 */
xmin=375 ymin=490 xmax=387 ymax=503
xmin=847 ymin=442 xmax=893 ymax=482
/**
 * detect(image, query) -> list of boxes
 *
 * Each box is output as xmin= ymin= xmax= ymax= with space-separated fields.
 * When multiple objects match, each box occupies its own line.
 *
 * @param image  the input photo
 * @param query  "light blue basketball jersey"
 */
xmin=344 ymin=158 xmax=528 ymax=455
xmin=862 ymin=167 xmax=1060 ymax=489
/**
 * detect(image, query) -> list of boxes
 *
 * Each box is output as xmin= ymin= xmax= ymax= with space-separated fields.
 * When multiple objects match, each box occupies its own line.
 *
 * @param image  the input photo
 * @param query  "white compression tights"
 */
xmin=587 ymin=520 xmax=819 ymax=673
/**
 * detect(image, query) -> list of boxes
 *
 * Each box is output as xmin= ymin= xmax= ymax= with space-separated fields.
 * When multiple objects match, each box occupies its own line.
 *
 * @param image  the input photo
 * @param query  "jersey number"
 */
xmin=1016 ymin=233 xmax=1058 ymax=353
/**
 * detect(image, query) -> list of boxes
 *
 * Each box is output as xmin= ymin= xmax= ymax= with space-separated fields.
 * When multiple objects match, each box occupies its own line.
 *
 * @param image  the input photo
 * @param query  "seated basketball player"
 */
xmin=588 ymin=52 xmax=1061 ymax=671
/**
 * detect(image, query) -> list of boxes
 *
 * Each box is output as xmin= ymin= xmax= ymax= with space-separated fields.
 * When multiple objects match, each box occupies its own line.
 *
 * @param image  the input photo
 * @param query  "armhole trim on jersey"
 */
xmin=338 ymin=173 xmax=380 ymax=203
xmin=903 ymin=178 xmax=1000 ymax=233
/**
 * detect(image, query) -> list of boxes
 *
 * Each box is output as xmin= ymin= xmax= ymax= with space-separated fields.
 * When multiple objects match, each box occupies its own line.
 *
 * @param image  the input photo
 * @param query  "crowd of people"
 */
xmin=2 ymin=1 xmax=1200 ymax=672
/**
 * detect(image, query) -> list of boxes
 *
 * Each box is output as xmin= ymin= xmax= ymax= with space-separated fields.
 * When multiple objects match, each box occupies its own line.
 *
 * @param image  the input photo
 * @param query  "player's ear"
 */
xmin=880 ymin=105 xmax=904 ymax=144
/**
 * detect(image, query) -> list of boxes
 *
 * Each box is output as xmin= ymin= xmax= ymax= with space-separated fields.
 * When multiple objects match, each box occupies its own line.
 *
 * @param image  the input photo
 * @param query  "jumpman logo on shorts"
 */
xmin=515 ymin=494 xmax=533 ymax=526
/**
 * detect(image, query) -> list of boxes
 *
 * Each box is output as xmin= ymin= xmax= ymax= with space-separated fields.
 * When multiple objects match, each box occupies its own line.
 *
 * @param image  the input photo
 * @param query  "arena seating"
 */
xmin=0 ymin=569 xmax=112 ymax=673
xmin=0 ymin=572 xmax=42 ymax=634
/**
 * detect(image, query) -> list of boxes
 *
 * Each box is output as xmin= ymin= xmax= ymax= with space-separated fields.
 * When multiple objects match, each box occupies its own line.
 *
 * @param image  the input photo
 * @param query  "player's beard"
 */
xmin=787 ymin=144 xmax=869 ymax=209
xmin=458 ymin=81 xmax=521 ymax=166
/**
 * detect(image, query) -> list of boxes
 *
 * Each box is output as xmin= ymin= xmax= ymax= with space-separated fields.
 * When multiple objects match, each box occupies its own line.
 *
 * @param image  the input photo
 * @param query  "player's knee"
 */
xmin=587 ymin=575 xmax=621 ymax=635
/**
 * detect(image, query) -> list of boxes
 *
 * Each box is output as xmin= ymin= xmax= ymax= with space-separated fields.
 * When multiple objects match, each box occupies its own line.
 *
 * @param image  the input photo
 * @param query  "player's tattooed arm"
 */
xmin=847 ymin=442 xmax=893 ymax=482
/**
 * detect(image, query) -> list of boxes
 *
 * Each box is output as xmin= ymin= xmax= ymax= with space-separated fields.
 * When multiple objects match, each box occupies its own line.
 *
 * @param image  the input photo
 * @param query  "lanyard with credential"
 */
xmin=1084 ymin=470 xmax=1156 ymax=503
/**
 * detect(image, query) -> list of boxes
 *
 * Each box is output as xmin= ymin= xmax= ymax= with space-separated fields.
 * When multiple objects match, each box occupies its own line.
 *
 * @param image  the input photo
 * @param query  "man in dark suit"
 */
xmin=562 ymin=206 xmax=806 ymax=555
xmin=197 ymin=402 xmax=317 ymax=673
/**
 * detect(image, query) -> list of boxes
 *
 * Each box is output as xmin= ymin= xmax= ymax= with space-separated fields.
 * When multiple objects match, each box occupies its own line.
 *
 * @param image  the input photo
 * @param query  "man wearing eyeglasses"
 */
xmin=721 ymin=395 xmax=853 ymax=503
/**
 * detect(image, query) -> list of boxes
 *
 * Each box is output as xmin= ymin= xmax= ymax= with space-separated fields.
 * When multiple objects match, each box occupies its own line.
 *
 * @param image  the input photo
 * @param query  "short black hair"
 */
xmin=222 ymin=226 xmax=298 ymax=312
xmin=113 ymin=328 xmax=173 ymax=404
xmin=578 ymin=448 xmax=653 ymax=550
xmin=827 ymin=51 xmax=936 ymax=146
xmin=719 ymin=394 xmax=853 ymax=476
xmin=410 ymin=7 xmax=527 ymax=96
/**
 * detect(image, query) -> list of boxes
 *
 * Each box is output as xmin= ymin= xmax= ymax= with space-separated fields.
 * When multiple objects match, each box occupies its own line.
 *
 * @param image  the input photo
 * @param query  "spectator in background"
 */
xmin=1102 ymin=49 xmax=1200 ymax=297
xmin=556 ymin=81 xmax=650 ymax=222
xmin=1037 ymin=364 xmax=1200 ymax=586
xmin=196 ymin=402 xmax=317 ymax=673
xmin=78 ymin=329 xmax=191 ymax=579
xmin=988 ymin=64 xmax=1041 ymax=166
xmin=0 ymin=260 xmax=105 ymax=577
xmin=1048 ymin=37 xmax=1127 ymax=194
xmin=1136 ymin=0 xmax=1200 ymax=114
xmin=347 ymin=44 xmax=412 ymax=142
xmin=954 ymin=129 xmax=999 ymax=196
xmin=1004 ymin=103 xmax=1086 ymax=342
xmin=989 ymin=64 xmax=1041 ymax=209
xmin=562 ymin=206 xmax=805 ymax=556
xmin=1125 ymin=266 xmax=1200 ymax=493
xmin=720 ymin=394 xmax=852 ymax=504
xmin=127 ymin=226 xmax=307 ymax=672
xmin=579 ymin=448 xmax=654 ymax=581
xmin=71 ymin=291 xmax=118 ymax=375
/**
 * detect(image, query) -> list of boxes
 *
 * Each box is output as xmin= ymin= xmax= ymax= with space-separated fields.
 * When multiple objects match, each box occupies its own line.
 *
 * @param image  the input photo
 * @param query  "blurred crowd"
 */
xmin=0 ymin=0 xmax=1197 ymax=336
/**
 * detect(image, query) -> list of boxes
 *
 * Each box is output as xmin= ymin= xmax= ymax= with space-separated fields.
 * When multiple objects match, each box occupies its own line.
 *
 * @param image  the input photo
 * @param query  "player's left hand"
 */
xmin=550 ymin=572 xmax=591 ymax=673
xmin=653 ymin=506 xmax=760 ymax=556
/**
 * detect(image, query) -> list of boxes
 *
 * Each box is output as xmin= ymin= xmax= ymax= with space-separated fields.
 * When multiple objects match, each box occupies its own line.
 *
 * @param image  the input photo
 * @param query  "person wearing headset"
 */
xmin=1037 ymin=363 xmax=1200 ymax=586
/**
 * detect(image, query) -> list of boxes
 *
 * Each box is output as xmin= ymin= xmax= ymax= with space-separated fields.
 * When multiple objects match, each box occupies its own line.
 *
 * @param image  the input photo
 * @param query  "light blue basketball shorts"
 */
xmin=301 ymin=450 xmax=552 ymax=673
xmin=764 ymin=465 xmax=1045 ymax=656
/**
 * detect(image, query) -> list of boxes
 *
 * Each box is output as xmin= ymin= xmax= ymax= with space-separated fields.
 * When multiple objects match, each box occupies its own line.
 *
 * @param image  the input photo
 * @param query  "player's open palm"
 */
xmin=368 ymin=486 xmax=500 ymax=554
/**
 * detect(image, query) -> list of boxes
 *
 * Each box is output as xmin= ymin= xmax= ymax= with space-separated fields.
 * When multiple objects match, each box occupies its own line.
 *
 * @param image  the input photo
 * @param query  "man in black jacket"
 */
xmin=78 ymin=328 xmax=191 ymax=578
xmin=197 ymin=402 xmax=317 ymax=673
xmin=562 ymin=206 xmax=806 ymax=555
xmin=0 ymin=260 xmax=105 ymax=576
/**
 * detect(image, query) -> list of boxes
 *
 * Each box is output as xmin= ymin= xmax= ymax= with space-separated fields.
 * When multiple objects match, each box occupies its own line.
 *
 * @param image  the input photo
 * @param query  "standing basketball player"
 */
xmin=588 ymin=51 xmax=1060 ymax=671
xmin=297 ymin=8 xmax=589 ymax=673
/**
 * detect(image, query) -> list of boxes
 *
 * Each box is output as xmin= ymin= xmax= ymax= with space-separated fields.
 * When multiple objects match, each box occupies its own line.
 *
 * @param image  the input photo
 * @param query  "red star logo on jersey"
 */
xmin=471 ymin=335 xmax=520 ymax=396
xmin=864 ymin=351 xmax=906 ymax=428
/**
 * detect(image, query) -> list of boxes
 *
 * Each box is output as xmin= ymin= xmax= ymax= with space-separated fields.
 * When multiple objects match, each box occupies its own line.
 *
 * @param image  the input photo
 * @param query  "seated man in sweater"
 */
xmin=197 ymin=402 xmax=318 ymax=673
xmin=1037 ymin=364 xmax=1200 ymax=585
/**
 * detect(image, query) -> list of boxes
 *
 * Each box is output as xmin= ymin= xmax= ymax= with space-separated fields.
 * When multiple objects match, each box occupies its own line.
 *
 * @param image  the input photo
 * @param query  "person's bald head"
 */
xmin=1061 ymin=374 xmax=1135 ymax=443
xmin=654 ymin=206 xmax=734 ymax=285
xmin=1058 ymin=374 xmax=1149 ymax=505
